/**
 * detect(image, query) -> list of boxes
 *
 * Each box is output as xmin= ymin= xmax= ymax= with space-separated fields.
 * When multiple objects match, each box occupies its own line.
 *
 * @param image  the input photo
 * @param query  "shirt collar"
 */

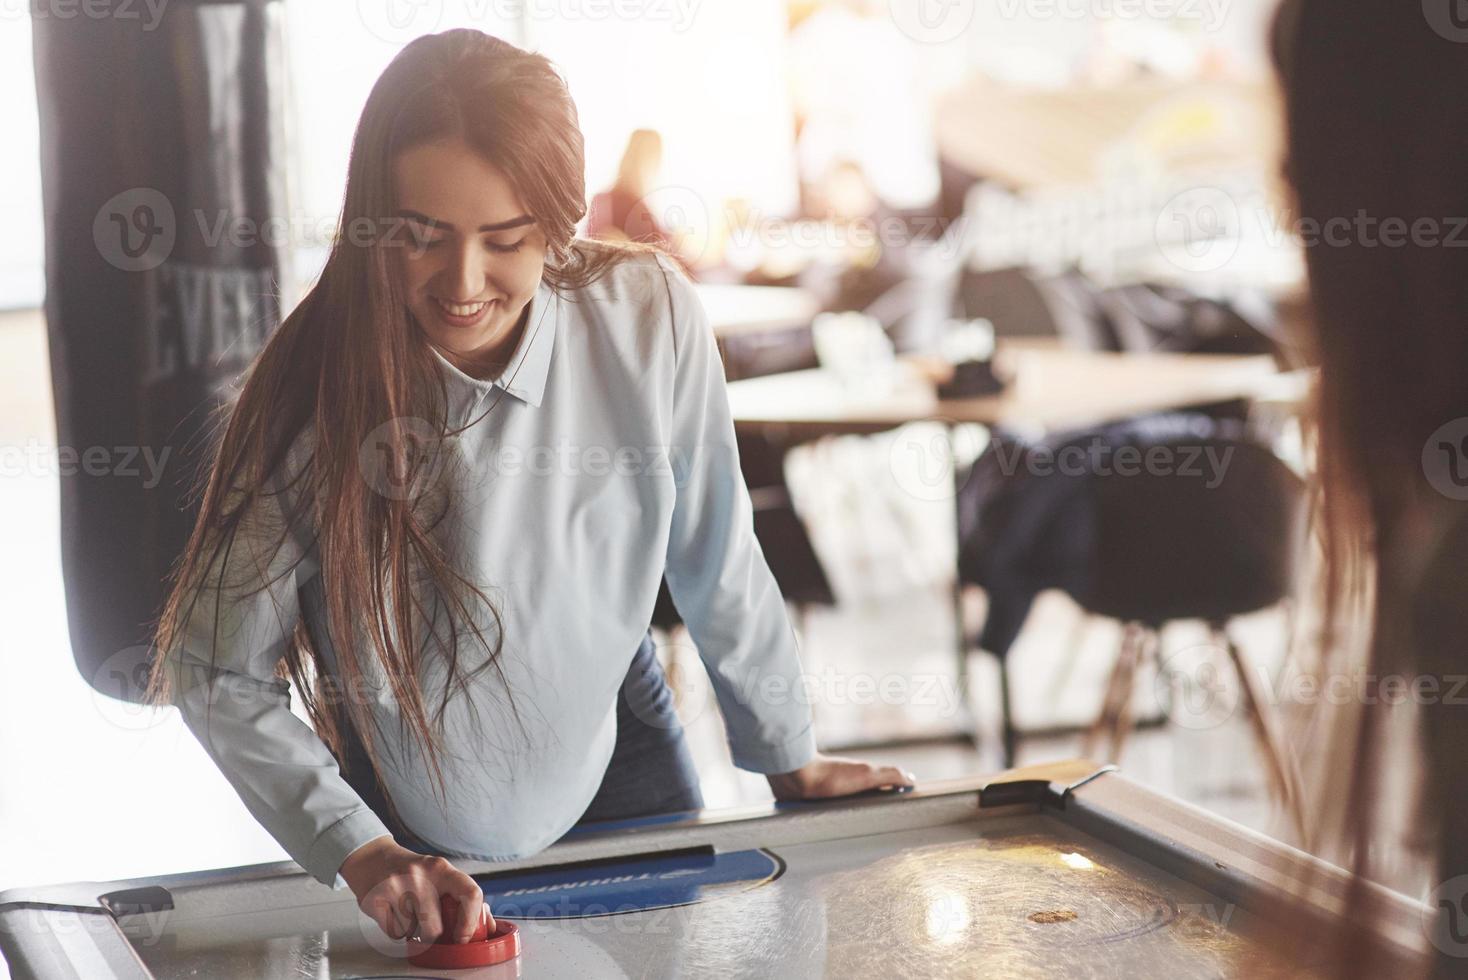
xmin=427 ymin=277 xmax=559 ymax=417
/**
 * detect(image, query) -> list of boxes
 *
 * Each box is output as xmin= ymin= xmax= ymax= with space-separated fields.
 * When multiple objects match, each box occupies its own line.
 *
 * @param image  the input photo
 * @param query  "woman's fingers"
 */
xmin=368 ymin=899 xmax=392 ymax=940
xmin=399 ymin=890 xmax=420 ymax=941
xmin=371 ymin=887 xmax=410 ymax=940
xmin=822 ymin=760 xmax=915 ymax=796
xmin=768 ymin=755 xmax=920 ymax=801
xmin=452 ymin=879 xmax=491 ymax=943
xmin=482 ymin=901 xmax=498 ymax=937
xmin=419 ymin=881 xmax=451 ymax=943
xmin=415 ymin=858 xmax=489 ymax=944
xmin=841 ymin=762 xmax=892 ymax=794
xmin=345 ymin=842 xmax=492 ymax=944
xmin=872 ymin=765 xmax=916 ymax=791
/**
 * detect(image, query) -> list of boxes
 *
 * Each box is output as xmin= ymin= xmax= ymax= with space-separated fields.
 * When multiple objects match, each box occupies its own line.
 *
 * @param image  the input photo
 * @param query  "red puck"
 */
xmin=406 ymin=896 xmax=519 ymax=970
xmin=406 ymin=920 xmax=520 ymax=969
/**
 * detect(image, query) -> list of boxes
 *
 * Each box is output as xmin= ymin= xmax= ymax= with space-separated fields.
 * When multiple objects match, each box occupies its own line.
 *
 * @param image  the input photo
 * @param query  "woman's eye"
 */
xmin=486 ymin=239 xmax=525 ymax=254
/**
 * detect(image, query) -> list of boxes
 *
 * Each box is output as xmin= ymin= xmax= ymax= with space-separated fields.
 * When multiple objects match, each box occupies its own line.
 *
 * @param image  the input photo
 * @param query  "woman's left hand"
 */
xmin=766 ymin=753 xmax=916 ymax=801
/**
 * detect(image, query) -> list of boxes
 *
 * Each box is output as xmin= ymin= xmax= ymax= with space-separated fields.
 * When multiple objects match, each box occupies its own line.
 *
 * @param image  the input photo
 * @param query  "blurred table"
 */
xmin=726 ymin=345 xmax=1305 ymax=439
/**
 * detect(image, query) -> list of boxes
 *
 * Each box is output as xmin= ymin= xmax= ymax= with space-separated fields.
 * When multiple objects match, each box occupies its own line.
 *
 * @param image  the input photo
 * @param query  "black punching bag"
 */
xmin=32 ymin=0 xmax=290 ymax=698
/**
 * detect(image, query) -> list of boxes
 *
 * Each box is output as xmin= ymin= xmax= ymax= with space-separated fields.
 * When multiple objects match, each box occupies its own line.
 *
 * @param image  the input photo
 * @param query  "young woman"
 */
xmin=149 ymin=29 xmax=911 ymax=947
xmin=1272 ymin=2 xmax=1468 ymax=976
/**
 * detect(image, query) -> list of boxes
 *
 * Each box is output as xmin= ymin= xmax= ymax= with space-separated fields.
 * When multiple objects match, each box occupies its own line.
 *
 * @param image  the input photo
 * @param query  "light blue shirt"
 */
xmin=166 ymin=250 xmax=817 ymax=886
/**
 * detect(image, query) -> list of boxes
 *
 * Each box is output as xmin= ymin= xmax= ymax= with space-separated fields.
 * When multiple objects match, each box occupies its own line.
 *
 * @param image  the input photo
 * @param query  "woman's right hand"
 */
xmin=339 ymin=836 xmax=493 ymax=944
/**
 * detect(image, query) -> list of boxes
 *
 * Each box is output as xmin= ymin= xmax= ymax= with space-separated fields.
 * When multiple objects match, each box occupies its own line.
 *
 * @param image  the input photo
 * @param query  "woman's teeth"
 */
xmin=434 ymin=298 xmax=489 ymax=317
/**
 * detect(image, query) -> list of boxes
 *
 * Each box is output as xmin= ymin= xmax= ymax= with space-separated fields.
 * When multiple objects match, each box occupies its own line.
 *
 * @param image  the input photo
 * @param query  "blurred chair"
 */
xmin=956 ymin=266 xmax=1063 ymax=341
xmin=1029 ymin=267 xmax=1283 ymax=361
xmin=956 ymin=412 xmax=1306 ymax=838
xmin=718 ymin=325 xmax=819 ymax=382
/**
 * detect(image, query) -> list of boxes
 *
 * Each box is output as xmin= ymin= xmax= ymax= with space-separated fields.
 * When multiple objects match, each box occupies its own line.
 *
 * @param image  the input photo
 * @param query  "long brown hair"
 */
xmin=1273 ymin=1 xmax=1468 ymax=975
xmin=148 ymin=30 xmax=661 ymax=808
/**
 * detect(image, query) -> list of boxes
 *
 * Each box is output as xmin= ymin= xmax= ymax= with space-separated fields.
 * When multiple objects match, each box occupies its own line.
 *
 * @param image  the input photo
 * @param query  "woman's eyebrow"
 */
xmin=397 ymin=210 xmax=536 ymax=233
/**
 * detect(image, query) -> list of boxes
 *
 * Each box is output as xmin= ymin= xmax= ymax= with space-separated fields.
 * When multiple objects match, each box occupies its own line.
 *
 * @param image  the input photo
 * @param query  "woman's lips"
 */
xmin=432 ymin=296 xmax=495 ymax=328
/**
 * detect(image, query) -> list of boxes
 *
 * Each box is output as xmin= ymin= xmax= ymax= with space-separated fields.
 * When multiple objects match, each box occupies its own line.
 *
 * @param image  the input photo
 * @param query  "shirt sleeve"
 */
xmin=656 ymin=255 xmax=819 ymax=774
xmin=162 ymin=467 xmax=392 ymax=887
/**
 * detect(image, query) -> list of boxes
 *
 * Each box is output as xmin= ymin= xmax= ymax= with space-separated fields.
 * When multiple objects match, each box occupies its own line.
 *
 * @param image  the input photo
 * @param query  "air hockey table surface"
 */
xmin=0 ymin=760 xmax=1430 ymax=979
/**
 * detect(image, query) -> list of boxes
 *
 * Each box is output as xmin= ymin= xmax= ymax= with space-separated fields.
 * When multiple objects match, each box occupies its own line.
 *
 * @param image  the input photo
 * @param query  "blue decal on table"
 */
xmin=476 ymin=848 xmax=783 ymax=919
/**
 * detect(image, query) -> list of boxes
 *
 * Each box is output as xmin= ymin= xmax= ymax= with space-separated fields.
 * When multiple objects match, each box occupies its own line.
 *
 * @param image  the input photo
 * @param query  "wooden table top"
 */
xmin=726 ymin=344 xmax=1307 ymax=437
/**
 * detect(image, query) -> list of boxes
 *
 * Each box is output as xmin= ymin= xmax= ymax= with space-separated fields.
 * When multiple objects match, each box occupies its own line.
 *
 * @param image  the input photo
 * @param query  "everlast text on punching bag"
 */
xmin=32 ymin=1 xmax=290 ymax=699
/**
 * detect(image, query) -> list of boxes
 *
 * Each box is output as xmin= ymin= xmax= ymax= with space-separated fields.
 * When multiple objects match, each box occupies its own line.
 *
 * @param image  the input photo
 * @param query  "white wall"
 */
xmin=0 ymin=15 xmax=43 ymax=311
xmin=527 ymin=1 xmax=799 ymax=219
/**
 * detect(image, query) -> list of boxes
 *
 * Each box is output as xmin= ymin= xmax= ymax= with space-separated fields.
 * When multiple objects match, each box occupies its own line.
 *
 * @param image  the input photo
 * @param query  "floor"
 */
xmin=0 ymin=307 xmax=1295 ymax=898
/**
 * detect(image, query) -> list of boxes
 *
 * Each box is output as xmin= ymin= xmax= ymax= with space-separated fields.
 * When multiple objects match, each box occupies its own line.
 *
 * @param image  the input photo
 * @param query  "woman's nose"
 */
xmin=440 ymin=242 xmax=487 ymax=301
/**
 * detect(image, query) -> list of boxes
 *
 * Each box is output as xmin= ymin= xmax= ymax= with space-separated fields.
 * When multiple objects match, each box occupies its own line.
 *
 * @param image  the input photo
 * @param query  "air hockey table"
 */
xmin=0 ymin=761 xmax=1430 ymax=979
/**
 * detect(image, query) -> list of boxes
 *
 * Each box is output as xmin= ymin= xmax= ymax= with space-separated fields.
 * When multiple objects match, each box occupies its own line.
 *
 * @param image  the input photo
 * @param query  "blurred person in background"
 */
xmin=587 ymin=128 xmax=695 ymax=275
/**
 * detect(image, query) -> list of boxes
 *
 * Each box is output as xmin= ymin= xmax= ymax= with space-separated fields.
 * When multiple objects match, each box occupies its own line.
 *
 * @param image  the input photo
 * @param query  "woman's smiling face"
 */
xmin=393 ymin=138 xmax=548 ymax=375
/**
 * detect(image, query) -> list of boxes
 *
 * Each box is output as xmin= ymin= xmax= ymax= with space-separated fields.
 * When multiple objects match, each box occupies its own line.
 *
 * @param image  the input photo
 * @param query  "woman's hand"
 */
xmin=766 ymin=753 xmax=916 ymax=801
xmin=339 ymin=837 xmax=492 ymax=944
